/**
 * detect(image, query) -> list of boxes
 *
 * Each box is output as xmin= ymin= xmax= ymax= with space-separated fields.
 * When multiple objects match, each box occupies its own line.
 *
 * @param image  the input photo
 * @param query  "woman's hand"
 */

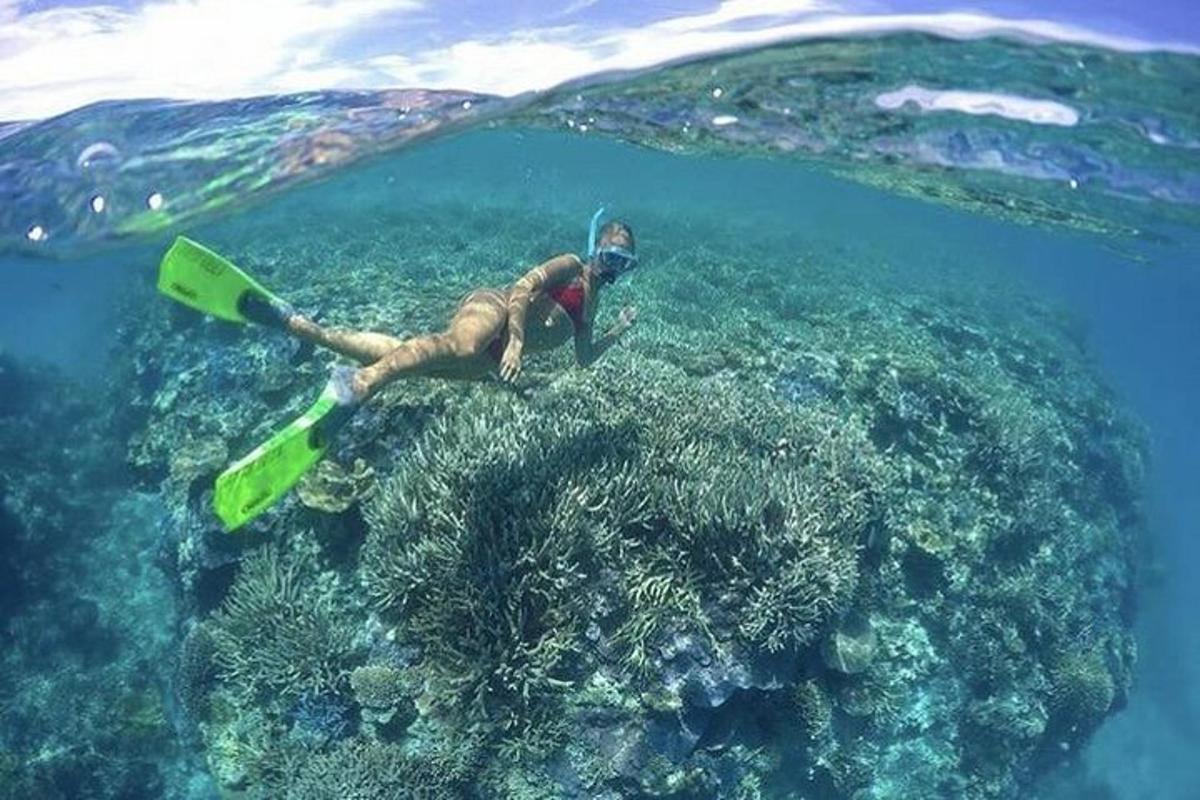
xmin=500 ymin=339 xmax=524 ymax=382
xmin=617 ymin=305 xmax=638 ymax=332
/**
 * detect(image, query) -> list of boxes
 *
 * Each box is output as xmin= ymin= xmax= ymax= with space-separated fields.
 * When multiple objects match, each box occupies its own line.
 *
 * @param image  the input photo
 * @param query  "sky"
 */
xmin=0 ymin=0 xmax=1197 ymax=120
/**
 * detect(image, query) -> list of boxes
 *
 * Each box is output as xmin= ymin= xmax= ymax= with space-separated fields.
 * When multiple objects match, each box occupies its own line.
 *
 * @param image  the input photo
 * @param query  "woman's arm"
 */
xmin=501 ymin=254 xmax=582 ymax=381
xmin=575 ymin=306 xmax=637 ymax=368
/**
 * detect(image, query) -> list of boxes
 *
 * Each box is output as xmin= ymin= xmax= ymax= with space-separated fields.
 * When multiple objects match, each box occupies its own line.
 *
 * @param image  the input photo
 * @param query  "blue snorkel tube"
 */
xmin=587 ymin=206 xmax=606 ymax=258
xmin=586 ymin=205 xmax=638 ymax=284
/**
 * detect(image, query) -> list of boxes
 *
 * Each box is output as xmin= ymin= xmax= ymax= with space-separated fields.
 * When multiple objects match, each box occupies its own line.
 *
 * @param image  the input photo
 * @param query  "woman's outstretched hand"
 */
xmin=500 ymin=339 xmax=523 ymax=382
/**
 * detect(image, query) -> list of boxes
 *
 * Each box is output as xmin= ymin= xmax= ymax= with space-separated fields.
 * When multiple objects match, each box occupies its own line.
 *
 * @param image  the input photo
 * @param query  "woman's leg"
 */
xmin=285 ymin=315 xmax=406 ymax=365
xmin=351 ymin=290 xmax=507 ymax=397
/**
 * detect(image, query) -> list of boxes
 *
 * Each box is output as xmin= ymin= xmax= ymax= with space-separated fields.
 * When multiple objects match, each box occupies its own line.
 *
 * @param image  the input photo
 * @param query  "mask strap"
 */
xmin=587 ymin=206 xmax=606 ymax=257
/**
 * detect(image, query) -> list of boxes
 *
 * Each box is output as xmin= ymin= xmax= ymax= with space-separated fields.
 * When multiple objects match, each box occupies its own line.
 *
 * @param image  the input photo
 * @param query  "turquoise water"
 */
xmin=1 ymin=33 xmax=1198 ymax=800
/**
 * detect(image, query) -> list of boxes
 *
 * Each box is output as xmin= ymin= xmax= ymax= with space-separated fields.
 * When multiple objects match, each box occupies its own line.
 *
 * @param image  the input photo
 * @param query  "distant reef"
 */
xmin=1 ymin=197 xmax=1144 ymax=799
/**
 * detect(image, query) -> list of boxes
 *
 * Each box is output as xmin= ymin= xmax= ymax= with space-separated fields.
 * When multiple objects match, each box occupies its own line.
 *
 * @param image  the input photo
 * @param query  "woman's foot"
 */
xmin=325 ymin=364 xmax=369 ymax=406
xmin=319 ymin=365 xmax=368 ymax=438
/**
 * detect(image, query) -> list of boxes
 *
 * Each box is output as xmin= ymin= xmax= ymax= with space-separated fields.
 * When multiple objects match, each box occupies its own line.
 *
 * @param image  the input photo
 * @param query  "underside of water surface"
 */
xmin=4 ymin=33 xmax=1198 ymax=257
xmin=1 ymin=30 xmax=1196 ymax=800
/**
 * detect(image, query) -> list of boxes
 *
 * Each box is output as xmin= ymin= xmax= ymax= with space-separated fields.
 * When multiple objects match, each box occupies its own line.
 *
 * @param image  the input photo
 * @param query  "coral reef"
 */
xmin=72 ymin=170 xmax=1147 ymax=799
xmin=297 ymin=457 xmax=376 ymax=513
xmin=351 ymin=663 xmax=415 ymax=712
xmin=208 ymin=542 xmax=354 ymax=700
xmin=361 ymin=356 xmax=885 ymax=732
xmin=821 ymin=612 xmax=878 ymax=675
xmin=288 ymin=691 xmax=357 ymax=746
xmin=274 ymin=737 xmax=476 ymax=799
xmin=1049 ymin=647 xmax=1117 ymax=730
xmin=0 ymin=354 xmax=201 ymax=798
xmin=175 ymin=622 xmax=217 ymax=723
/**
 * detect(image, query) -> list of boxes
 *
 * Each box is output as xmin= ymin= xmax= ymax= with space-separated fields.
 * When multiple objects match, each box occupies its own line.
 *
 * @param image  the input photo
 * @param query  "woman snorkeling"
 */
xmin=157 ymin=209 xmax=639 ymax=529
xmin=288 ymin=214 xmax=638 ymax=401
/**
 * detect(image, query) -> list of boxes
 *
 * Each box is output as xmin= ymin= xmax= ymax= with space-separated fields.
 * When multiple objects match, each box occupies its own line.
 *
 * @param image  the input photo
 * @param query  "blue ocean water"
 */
xmin=0 ymin=32 xmax=1197 ymax=800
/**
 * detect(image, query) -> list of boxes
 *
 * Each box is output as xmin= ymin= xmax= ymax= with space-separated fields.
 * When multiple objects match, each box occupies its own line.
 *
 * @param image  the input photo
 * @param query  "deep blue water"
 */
xmin=0 ymin=32 xmax=1197 ymax=800
xmin=1023 ymin=231 xmax=1200 ymax=798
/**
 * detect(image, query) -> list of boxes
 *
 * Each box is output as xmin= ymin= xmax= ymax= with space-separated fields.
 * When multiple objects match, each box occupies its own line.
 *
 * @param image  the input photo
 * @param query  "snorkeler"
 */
xmin=157 ymin=209 xmax=639 ymax=530
xmin=288 ymin=214 xmax=638 ymax=400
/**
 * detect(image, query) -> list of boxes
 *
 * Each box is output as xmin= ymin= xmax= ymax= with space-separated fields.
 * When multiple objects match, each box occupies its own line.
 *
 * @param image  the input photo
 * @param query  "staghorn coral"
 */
xmin=277 ymin=737 xmax=474 ymax=800
xmin=791 ymin=679 xmax=833 ymax=739
xmin=363 ymin=356 xmax=887 ymax=725
xmin=209 ymin=543 xmax=353 ymax=700
xmin=363 ymin=395 xmax=607 ymax=724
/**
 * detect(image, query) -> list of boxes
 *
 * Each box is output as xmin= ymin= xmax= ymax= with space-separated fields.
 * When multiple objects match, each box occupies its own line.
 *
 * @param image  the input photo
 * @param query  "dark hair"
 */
xmin=598 ymin=220 xmax=635 ymax=251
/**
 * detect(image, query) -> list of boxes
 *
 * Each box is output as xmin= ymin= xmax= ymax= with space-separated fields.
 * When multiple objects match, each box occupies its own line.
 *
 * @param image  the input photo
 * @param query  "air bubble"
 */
xmin=90 ymin=195 xmax=106 ymax=213
xmin=147 ymin=192 xmax=164 ymax=210
xmin=461 ymin=100 xmax=473 ymax=110
xmin=76 ymin=141 xmax=120 ymax=171
xmin=26 ymin=224 xmax=47 ymax=242
xmin=712 ymin=87 xmax=724 ymax=99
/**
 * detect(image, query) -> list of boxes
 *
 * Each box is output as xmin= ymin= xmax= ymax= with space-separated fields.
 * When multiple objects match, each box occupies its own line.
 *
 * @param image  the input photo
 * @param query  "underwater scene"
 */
xmin=1 ymin=14 xmax=1199 ymax=800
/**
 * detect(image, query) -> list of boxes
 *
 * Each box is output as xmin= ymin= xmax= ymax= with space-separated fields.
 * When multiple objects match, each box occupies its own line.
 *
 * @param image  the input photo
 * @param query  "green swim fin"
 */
xmin=157 ymin=236 xmax=286 ymax=324
xmin=213 ymin=385 xmax=348 ymax=531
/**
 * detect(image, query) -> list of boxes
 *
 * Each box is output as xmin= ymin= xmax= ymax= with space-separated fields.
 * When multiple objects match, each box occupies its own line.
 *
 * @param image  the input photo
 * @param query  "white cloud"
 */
xmin=0 ymin=0 xmax=416 ymax=119
xmin=554 ymin=0 xmax=601 ymax=17
xmin=366 ymin=1 xmax=838 ymax=95
xmin=368 ymin=8 xmax=1199 ymax=98
xmin=653 ymin=0 xmax=833 ymax=32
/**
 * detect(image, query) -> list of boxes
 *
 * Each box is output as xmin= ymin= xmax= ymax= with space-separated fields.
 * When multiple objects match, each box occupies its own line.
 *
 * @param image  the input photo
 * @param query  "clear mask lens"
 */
xmin=597 ymin=248 xmax=637 ymax=273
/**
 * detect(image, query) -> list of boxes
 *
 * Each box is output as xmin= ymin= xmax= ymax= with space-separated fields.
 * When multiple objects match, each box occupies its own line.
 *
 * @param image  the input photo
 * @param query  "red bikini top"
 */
xmin=547 ymin=282 xmax=586 ymax=329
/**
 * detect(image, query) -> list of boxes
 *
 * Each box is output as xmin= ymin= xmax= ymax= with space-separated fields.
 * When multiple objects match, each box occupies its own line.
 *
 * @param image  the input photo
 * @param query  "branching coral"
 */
xmin=791 ymin=679 xmax=833 ymax=739
xmin=278 ymin=738 xmax=474 ymax=800
xmin=363 ymin=399 xmax=605 ymax=724
xmin=363 ymin=356 xmax=888 ymax=726
xmin=209 ymin=544 xmax=353 ymax=700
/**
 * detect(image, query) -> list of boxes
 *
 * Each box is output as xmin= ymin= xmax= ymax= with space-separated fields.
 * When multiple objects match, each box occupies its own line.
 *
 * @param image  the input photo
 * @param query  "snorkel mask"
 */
xmin=587 ymin=206 xmax=638 ymax=283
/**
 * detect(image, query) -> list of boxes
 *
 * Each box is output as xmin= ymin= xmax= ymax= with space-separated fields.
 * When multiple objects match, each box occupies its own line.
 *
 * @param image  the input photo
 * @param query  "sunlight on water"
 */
xmin=873 ymin=85 xmax=1080 ymax=126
